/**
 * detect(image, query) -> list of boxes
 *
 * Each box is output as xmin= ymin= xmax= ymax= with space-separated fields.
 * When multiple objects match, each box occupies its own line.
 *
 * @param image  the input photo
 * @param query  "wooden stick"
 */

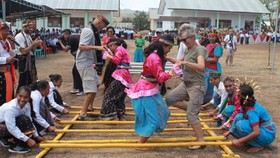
xmin=69 ymin=106 xmax=180 ymax=111
xmin=40 ymin=141 xmax=233 ymax=148
xmin=68 ymin=111 xmax=210 ymax=117
xmin=35 ymin=115 xmax=79 ymax=158
xmin=59 ymin=119 xmax=216 ymax=125
xmin=44 ymin=136 xmax=225 ymax=143
xmin=54 ymin=127 xmax=221 ymax=133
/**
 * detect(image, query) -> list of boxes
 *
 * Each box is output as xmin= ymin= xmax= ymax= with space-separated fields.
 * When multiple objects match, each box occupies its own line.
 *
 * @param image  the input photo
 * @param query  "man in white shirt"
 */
xmin=201 ymin=72 xmax=228 ymax=126
xmin=15 ymin=20 xmax=42 ymax=91
xmin=224 ymin=28 xmax=237 ymax=66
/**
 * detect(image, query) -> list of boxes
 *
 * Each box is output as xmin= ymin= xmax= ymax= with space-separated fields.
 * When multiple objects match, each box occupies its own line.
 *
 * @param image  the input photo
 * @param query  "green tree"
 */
xmin=260 ymin=0 xmax=280 ymax=31
xmin=122 ymin=17 xmax=133 ymax=23
xmin=132 ymin=11 xmax=149 ymax=31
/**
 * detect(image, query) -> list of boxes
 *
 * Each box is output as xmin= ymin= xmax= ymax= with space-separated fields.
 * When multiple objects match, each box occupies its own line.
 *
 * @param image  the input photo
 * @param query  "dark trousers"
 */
xmin=17 ymin=71 xmax=33 ymax=92
xmin=16 ymin=55 xmax=37 ymax=92
xmin=0 ymin=115 xmax=35 ymax=147
xmin=240 ymin=37 xmax=244 ymax=45
xmin=72 ymin=63 xmax=83 ymax=91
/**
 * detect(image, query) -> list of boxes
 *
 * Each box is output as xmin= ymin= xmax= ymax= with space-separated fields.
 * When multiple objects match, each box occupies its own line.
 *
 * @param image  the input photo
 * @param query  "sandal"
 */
xmin=77 ymin=114 xmax=87 ymax=120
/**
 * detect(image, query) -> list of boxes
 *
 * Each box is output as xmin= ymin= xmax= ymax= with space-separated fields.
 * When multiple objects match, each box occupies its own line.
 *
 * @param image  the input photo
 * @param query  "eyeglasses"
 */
xmin=107 ymin=31 xmax=113 ymax=33
xmin=180 ymin=36 xmax=192 ymax=42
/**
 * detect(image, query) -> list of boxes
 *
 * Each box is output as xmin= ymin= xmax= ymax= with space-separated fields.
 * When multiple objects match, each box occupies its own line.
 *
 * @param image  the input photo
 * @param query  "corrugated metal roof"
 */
xmin=159 ymin=0 xmax=270 ymax=14
xmin=25 ymin=0 xmax=119 ymax=11
xmin=149 ymin=8 xmax=159 ymax=20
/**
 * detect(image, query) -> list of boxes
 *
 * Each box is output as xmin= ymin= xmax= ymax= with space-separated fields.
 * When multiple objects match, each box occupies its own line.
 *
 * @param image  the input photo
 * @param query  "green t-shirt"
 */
xmin=183 ymin=45 xmax=208 ymax=87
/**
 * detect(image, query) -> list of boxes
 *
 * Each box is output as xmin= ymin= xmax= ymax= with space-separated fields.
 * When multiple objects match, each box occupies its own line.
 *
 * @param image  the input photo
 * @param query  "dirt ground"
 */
xmin=1 ymin=41 xmax=279 ymax=158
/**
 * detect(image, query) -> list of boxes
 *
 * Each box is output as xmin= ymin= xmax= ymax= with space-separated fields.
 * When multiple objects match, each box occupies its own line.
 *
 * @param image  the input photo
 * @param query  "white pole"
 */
xmin=2 ymin=0 xmax=6 ymax=22
xmin=272 ymin=4 xmax=279 ymax=72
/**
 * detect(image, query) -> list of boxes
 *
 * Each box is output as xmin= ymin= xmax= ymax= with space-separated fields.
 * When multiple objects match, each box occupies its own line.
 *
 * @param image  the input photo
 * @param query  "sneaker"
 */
xmin=77 ymin=114 xmax=87 ymax=120
xmin=8 ymin=145 xmax=30 ymax=154
xmin=76 ymin=92 xmax=84 ymax=96
xmin=0 ymin=138 xmax=10 ymax=148
xmin=70 ymin=89 xmax=79 ymax=94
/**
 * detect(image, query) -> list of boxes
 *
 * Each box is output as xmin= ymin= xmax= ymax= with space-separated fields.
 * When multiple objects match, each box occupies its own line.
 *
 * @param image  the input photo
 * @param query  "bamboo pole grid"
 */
xmin=36 ymin=106 xmax=240 ymax=158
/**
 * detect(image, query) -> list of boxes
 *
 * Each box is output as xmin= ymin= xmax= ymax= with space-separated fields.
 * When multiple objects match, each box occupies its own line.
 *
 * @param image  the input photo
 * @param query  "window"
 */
xmin=215 ymin=20 xmax=232 ymax=29
xmin=245 ymin=20 xmax=254 ymax=32
xmin=156 ymin=21 xmax=162 ymax=28
xmin=48 ymin=17 xmax=62 ymax=27
xmin=70 ymin=18 xmax=84 ymax=28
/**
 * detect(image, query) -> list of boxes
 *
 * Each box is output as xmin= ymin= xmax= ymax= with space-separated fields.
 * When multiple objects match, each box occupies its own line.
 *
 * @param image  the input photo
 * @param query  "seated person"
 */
xmin=0 ymin=86 xmax=44 ymax=153
xmin=201 ymin=72 xmax=228 ymax=126
xmin=45 ymin=74 xmax=69 ymax=114
xmin=31 ymin=80 xmax=60 ymax=134
xmin=214 ymin=77 xmax=241 ymax=129
xmin=224 ymin=83 xmax=276 ymax=153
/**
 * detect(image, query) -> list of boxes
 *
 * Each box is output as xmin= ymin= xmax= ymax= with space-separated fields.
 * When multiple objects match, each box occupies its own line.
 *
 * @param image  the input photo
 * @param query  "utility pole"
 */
xmin=271 ymin=1 xmax=279 ymax=72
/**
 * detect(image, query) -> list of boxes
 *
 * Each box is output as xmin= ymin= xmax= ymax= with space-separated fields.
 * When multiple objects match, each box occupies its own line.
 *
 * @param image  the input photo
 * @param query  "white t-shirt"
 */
xmin=224 ymin=35 xmax=237 ymax=49
xmin=177 ymin=42 xmax=187 ymax=59
xmin=15 ymin=31 xmax=34 ymax=55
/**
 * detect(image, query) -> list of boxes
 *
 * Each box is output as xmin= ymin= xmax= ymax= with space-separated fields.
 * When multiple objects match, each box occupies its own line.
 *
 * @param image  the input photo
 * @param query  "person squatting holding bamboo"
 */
xmin=224 ymin=83 xmax=276 ymax=153
xmin=30 ymin=80 xmax=60 ymax=134
xmin=0 ymin=86 xmax=45 ymax=153
xmin=44 ymin=74 xmax=69 ymax=114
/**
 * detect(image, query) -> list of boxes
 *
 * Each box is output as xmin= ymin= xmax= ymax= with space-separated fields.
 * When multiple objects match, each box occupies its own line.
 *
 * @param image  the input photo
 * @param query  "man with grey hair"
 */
xmin=76 ymin=14 xmax=109 ymax=120
xmin=165 ymin=23 xmax=208 ymax=149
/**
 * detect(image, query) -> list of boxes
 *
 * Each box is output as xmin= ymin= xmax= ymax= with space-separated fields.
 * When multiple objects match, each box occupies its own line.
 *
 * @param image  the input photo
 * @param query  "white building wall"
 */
xmin=162 ymin=21 xmax=172 ymax=30
xmin=13 ymin=10 xmax=114 ymax=31
xmin=164 ymin=10 xmax=261 ymax=31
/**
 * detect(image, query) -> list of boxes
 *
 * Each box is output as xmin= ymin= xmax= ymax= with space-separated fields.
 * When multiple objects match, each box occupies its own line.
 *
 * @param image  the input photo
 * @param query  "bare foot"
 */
xmin=112 ymin=116 xmax=119 ymax=121
xmin=246 ymin=146 xmax=264 ymax=153
xmin=135 ymin=137 xmax=152 ymax=151
xmin=119 ymin=115 xmax=127 ymax=121
xmin=135 ymin=147 xmax=153 ymax=151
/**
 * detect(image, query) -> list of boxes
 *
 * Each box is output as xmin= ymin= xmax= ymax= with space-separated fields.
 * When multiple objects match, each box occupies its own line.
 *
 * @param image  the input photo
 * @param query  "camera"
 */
xmin=58 ymin=35 xmax=63 ymax=40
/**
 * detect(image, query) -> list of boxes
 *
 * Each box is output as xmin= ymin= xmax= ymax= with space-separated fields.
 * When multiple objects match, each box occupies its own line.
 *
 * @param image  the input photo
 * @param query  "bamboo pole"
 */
xmin=68 ymin=111 xmax=210 ymax=117
xmin=69 ymin=106 xmax=179 ymax=111
xmin=35 ymin=115 xmax=79 ymax=158
xmin=199 ymin=120 xmax=240 ymax=158
xmin=40 ymin=141 xmax=233 ymax=148
xmin=43 ymin=136 xmax=225 ymax=144
xmin=59 ymin=119 xmax=216 ymax=125
xmin=54 ymin=127 xmax=221 ymax=133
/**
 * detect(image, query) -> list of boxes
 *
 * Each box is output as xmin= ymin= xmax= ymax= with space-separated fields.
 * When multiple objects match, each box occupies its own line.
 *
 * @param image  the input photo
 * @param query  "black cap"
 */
xmin=62 ymin=29 xmax=71 ymax=34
